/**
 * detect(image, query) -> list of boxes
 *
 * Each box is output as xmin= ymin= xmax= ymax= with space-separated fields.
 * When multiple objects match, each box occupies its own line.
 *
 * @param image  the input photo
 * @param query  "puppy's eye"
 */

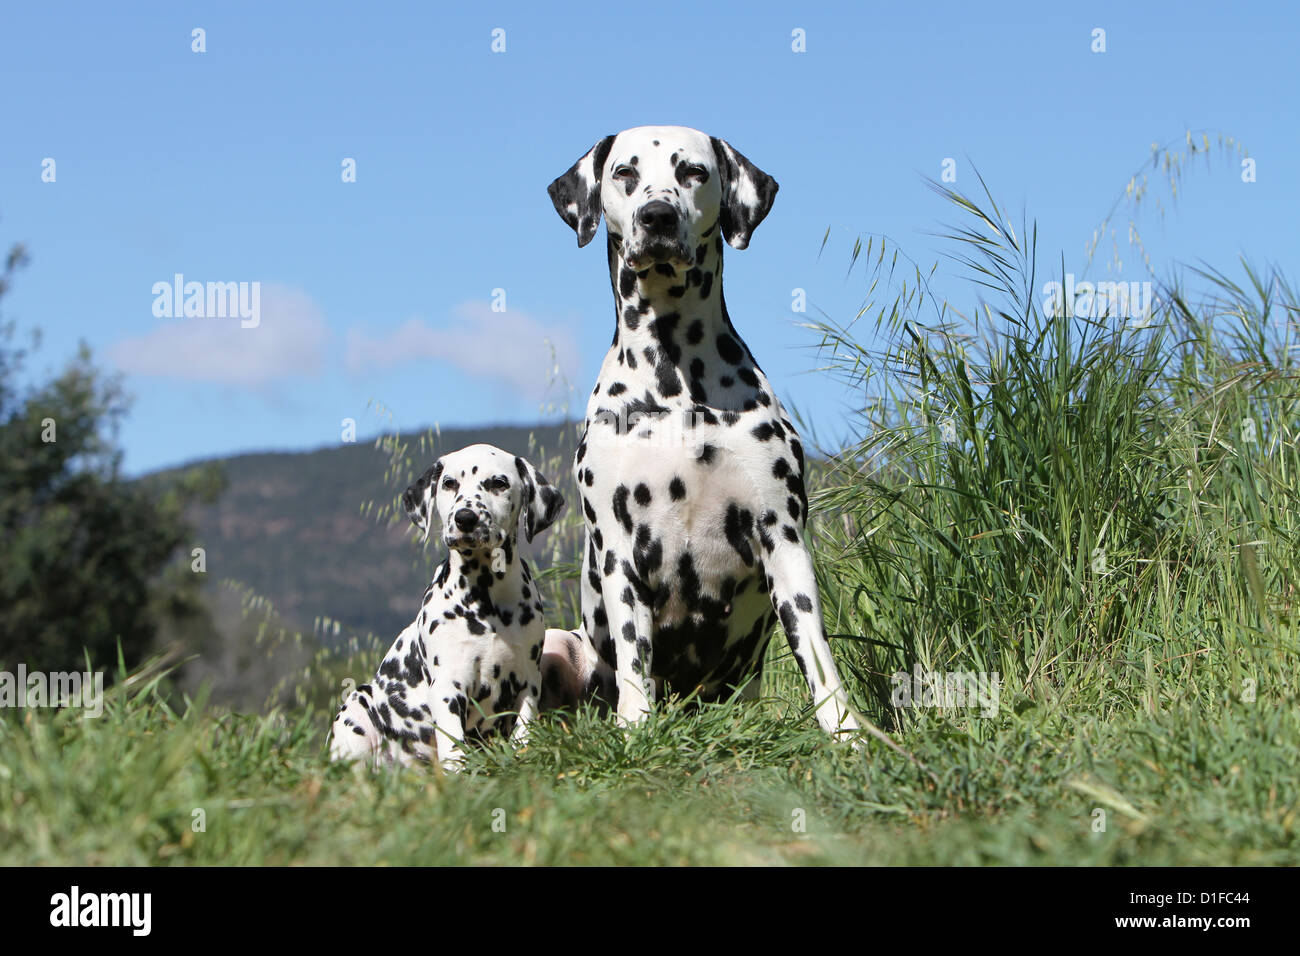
xmin=441 ymin=477 xmax=457 ymax=491
xmin=613 ymin=165 xmax=637 ymax=179
xmin=681 ymin=164 xmax=708 ymax=184
xmin=486 ymin=476 xmax=510 ymax=493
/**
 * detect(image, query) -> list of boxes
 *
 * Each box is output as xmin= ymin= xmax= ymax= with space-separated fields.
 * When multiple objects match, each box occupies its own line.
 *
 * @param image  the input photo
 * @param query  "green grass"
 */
xmin=3 ymin=147 xmax=1299 ymax=866
xmin=1 ymin=655 xmax=1296 ymax=864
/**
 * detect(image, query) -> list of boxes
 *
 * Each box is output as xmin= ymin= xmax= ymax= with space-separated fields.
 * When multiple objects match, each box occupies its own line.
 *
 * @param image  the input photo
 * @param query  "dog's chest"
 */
xmin=574 ymin=322 xmax=814 ymax=689
xmin=427 ymin=627 xmax=530 ymax=730
xmin=577 ymin=345 xmax=809 ymax=680
xmin=414 ymin=570 xmax=543 ymax=726
xmin=581 ymin=343 xmax=803 ymax=548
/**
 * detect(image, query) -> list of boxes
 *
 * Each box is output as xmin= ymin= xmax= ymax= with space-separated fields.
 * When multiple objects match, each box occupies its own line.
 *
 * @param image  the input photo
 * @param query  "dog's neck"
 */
xmin=442 ymin=538 xmax=526 ymax=605
xmin=605 ymin=227 xmax=744 ymax=345
xmin=601 ymin=228 xmax=767 ymax=409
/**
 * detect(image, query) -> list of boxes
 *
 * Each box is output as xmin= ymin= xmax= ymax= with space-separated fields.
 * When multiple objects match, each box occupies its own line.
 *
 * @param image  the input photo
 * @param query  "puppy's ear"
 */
xmin=514 ymin=456 xmax=565 ymax=542
xmin=547 ymin=135 xmax=615 ymax=248
xmin=401 ymin=460 xmax=443 ymax=539
xmin=709 ymin=136 xmax=779 ymax=250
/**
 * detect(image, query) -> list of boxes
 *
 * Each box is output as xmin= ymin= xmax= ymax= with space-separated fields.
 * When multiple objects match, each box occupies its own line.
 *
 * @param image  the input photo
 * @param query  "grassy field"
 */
xmin=1 ymin=651 xmax=1295 ymax=865
xmin=3 ymin=152 xmax=1298 ymax=866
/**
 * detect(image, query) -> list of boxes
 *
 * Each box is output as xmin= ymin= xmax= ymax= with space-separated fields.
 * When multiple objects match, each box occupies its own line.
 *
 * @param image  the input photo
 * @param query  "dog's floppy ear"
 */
xmin=401 ymin=460 xmax=443 ymax=539
xmin=514 ymin=456 xmax=565 ymax=542
xmin=709 ymin=136 xmax=779 ymax=250
xmin=547 ymin=134 xmax=615 ymax=248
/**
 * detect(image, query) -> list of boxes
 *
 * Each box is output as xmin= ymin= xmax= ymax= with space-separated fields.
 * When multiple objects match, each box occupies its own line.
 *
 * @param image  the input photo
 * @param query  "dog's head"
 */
xmin=400 ymin=444 xmax=565 ymax=556
xmin=547 ymin=125 xmax=778 ymax=269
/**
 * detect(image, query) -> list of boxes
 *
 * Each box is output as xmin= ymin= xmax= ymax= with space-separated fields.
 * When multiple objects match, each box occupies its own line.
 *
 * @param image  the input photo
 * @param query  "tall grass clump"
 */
xmin=804 ymin=174 xmax=1300 ymax=734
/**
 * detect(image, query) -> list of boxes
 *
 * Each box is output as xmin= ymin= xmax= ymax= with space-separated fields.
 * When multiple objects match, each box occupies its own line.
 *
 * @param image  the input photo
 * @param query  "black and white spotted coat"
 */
xmin=544 ymin=126 xmax=862 ymax=739
xmin=329 ymin=444 xmax=564 ymax=770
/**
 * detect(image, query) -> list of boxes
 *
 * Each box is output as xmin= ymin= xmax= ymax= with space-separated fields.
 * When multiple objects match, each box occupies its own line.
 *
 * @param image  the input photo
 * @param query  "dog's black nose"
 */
xmin=637 ymin=201 xmax=679 ymax=236
xmin=453 ymin=508 xmax=479 ymax=532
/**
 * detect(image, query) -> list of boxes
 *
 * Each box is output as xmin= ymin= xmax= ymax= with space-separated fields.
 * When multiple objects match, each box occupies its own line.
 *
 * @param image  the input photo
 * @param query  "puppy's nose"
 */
xmin=453 ymin=508 xmax=479 ymax=532
xmin=637 ymin=201 xmax=679 ymax=236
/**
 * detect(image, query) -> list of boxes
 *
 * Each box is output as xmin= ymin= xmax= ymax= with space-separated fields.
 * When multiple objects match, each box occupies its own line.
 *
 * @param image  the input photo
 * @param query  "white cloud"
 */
xmin=108 ymin=284 xmax=329 ymax=386
xmin=345 ymin=301 xmax=579 ymax=397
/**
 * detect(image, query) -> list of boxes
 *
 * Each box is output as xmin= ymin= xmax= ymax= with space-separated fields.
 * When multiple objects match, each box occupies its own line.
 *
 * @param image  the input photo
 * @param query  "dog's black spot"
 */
xmin=778 ymin=601 xmax=801 ymax=653
xmin=633 ymin=524 xmax=663 ymax=578
xmin=724 ymin=503 xmax=755 ymax=566
xmin=612 ymin=485 xmax=633 ymax=533
xmin=692 ymin=405 xmax=718 ymax=427
xmin=716 ymin=334 xmax=742 ymax=364
xmin=619 ymin=267 xmax=637 ymax=298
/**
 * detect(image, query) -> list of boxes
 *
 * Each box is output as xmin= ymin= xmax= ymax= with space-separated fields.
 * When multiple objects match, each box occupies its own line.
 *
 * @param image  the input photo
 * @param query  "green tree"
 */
xmin=0 ymin=240 xmax=224 ymax=673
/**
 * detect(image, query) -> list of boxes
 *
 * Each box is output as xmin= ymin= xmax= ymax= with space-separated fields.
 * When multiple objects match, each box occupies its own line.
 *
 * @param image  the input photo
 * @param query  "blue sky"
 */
xmin=1 ymin=0 xmax=1295 ymax=474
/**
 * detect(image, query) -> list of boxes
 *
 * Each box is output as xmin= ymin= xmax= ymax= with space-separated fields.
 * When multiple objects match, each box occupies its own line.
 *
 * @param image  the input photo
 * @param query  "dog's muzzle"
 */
xmin=443 ymin=507 xmax=503 ymax=552
xmin=623 ymin=200 xmax=693 ymax=269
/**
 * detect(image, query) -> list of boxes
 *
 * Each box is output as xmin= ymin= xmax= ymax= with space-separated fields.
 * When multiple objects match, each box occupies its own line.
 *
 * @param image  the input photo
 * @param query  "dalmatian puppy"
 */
xmin=329 ymin=444 xmax=565 ymax=770
xmin=545 ymin=125 xmax=863 ymax=741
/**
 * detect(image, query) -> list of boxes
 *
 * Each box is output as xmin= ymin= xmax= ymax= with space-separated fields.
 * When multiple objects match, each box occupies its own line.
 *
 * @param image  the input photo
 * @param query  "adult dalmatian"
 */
xmin=543 ymin=125 xmax=863 ymax=740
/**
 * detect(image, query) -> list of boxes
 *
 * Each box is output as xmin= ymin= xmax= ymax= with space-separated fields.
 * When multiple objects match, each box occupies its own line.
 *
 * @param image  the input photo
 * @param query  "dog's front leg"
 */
xmin=601 ymin=561 xmax=656 ymax=726
xmin=509 ymin=680 xmax=539 ymax=746
xmin=329 ymin=683 xmax=383 ymax=763
xmin=429 ymin=683 xmax=468 ymax=771
xmin=763 ymin=538 xmax=862 ymax=743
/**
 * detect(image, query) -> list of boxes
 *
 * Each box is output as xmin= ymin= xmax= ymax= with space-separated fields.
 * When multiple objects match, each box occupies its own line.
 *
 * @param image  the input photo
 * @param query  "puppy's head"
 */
xmin=548 ymin=125 xmax=778 ymax=269
xmin=401 ymin=444 xmax=565 ymax=556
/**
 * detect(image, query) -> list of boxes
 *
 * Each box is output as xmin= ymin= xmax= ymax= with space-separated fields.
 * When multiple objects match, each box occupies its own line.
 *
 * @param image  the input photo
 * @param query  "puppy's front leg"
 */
xmin=430 ymin=682 xmax=468 ymax=772
xmin=329 ymin=683 xmax=383 ymax=763
xmin=510 ymin=681 xmax=539 ymax=746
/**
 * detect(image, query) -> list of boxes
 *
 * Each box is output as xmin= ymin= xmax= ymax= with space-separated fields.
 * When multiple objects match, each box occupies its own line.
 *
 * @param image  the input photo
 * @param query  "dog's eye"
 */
xmin=681 ymin=164 xmax=708 ymax=184
xmin=612 ymin=165 xmax=637 ymax=179
xmin=486 ymin=476 xmax=510 ymax=493
xmin=441 ymin=477 xmax=458 ymax=491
